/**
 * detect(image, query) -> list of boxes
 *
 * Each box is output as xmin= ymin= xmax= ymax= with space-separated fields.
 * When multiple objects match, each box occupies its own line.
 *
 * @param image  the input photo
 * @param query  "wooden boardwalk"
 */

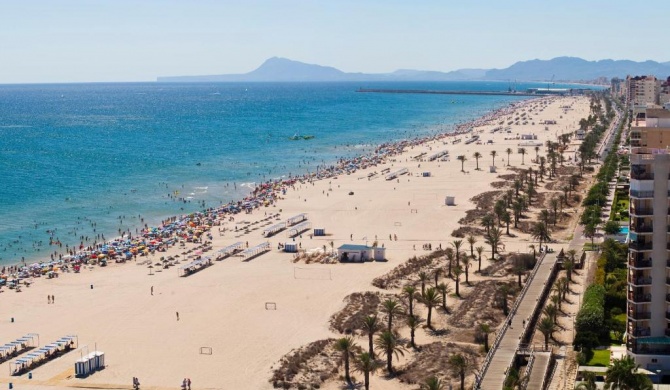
xmin=477 ymin=251 xmax=559 ymax=389
xmin=526 ymin=352 xmax=552 ymax=389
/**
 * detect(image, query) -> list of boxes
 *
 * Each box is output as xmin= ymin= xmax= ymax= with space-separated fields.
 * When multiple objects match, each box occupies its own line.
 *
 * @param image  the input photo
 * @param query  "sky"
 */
xmin=1 ymin=0 xmax=668 ymax=83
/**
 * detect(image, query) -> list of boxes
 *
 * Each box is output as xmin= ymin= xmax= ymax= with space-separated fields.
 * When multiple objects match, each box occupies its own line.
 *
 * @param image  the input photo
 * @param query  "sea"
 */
xmin=0 ymin=81 xmax=592 ymax=266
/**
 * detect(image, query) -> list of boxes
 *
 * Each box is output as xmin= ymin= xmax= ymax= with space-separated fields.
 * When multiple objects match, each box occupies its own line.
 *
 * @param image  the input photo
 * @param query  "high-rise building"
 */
xmin=626 ymin=75 xmax=660 ymax=108
xmin=626 ymin=107 xmax=670 ymax=372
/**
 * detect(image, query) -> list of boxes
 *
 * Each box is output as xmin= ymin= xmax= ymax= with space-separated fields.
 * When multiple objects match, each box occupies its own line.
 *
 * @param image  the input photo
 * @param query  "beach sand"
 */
xmin=0 ymin=95 xmax=592 ymax=389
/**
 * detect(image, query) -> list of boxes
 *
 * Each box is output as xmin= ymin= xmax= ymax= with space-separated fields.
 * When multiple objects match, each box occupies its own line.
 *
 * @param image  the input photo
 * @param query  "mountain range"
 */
xmin=157 ymin=56 xmax=670 ymax=83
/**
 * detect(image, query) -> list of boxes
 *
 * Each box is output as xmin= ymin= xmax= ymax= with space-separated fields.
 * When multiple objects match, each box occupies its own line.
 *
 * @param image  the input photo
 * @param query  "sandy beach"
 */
xmin=0 ymin=95 xmax=592 ymax=389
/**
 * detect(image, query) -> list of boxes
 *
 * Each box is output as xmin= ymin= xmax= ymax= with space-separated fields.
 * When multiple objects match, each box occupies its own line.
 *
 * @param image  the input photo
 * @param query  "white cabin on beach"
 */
xmin=337 ymin=245 xmax=386 ymax=262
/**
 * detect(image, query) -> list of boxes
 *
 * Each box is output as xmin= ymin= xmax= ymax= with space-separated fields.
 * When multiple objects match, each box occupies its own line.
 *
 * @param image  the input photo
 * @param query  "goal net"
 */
xmin=293 ymin=267 xmax=332 ymax=280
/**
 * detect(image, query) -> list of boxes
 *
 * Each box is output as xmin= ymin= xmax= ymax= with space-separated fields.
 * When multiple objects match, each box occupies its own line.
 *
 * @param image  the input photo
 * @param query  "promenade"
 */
xmin=478 ymin=251 xmax=559 ymax=389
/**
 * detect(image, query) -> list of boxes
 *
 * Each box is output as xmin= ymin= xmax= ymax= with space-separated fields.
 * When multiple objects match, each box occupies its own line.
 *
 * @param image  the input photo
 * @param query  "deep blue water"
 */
xmin=0 ymin=81 xmax=586 ymax=265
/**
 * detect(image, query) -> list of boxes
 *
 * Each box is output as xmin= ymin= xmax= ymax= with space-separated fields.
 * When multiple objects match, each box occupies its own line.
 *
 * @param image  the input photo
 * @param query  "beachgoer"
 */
xmin=187 ymin=378 xmax=191 ymax=390
xmin=151 ymin=286 xmax=153 ymax=296
xmin=48 ymin=295 xmax=51 ymax=304
xmin=52 ymin=295 xmax=55 ymax=304
xmin=176 ymin=312 xmax=180 ymax=321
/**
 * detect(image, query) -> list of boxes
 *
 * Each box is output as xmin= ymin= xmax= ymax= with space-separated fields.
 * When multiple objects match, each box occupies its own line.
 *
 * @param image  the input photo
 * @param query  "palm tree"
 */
xmin=537 ymin=316 xmax=556 ymax=351
xmin=406 ymin=315 xmax=423 ymax=348
xmin=457 ymin=155 xmax=467 ymax=172
xmin=550 ymin=197 xmax=559 ymax=225
xmin=575 ymin=371 xmax=597 ymax=390
xmin=501 ymin=211 xmax=511 ymax=235
xmin=436 ymin=282 xmax=451 ymax=311
xmin=485 ymin=228 xmax=503 ymax=261
xmin=420 ymin=287 xmax=441 ymax=329
xmin=604 ymin=355 xmax=653 ymax=390
xmin=354 ymin=352 xmax=380 ymax=390
xmin=534 ymin=145 xmax=540 ymax=162
xmin=467 ymin=235 xmax=476 ymax=257
xmin=361 ymin=315 xmax=381 ymax=357
xmin=513 ymin=261 xmax=525 ymax=288
xmin=519 ymin=147 xmax=527 ymax=165
xmin=479 ymin=323 xmax=492 ymax=352
xmin=461 ymin=255 xmax=471 ymax=285
xmin=433 ymin=268 xmax=441 ymax=287
xmin=481 ymin=213 xmax=494 ymax=234
xmin=335 ymin=336 xmax=357 ymax=384
xmin=449 ymin=353 xmax=469 ymax=390
xmin=490 ymin=150 xmax=498 ymax=167
xmin=375 ymin=330 xmax=405 ymax=375
xmin=445 ymin=247 xmax=455 ymax=278
xmin=475 ymin=246 xmax=485 ymax=272
xmin=505 ymin=148 xmax=512 ymax=166
xmin=402 ymin=285 xmax=417 ymax=317
xmin=504 ymin=367 xmax=529 ymax=390
xmin=452 ymin=240 xmax=463 ymax=272
xmin=540 ymin=209 xmax=550 ymax=227
xmin=418 ymin=271 xmax=429 ymax=295
xmin=453 ymin=266 xmax=463 ymax=297
xmin=381 ymin=298 xmax=403 ymax=332
xmin=420 ymin=376 xmax=445 ymax=390
xmin=543 ymin=303 xmax=558 ymax=323
xmin=473 ymin=151 xmax=482 ymax=170
xmin=566 ymin=249 xmax=577 ymax=281
xmin=530 ymin=221 xmax=550 ymax=250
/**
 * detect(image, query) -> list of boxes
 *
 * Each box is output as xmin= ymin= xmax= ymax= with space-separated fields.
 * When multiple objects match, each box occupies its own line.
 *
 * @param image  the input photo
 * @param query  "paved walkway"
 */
xmin=478 ymin=251 xmax=558 ymax=389
xmin=526 ymin=351 xmax=552 ymax=389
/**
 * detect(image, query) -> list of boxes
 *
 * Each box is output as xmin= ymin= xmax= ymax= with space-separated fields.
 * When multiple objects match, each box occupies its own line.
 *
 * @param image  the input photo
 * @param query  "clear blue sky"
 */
xmin=1 ymin=0 xmax=668 ymax=83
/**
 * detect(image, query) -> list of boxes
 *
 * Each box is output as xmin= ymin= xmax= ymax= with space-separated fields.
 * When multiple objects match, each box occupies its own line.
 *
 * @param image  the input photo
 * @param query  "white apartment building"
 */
xmin=627 ymin=108 xmax=670 ymax=372
xmin=626 ymin=75 xmax=660 ymax=108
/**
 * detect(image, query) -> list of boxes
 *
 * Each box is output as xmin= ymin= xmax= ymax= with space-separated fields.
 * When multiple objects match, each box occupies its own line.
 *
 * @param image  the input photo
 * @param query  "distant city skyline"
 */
xmin=1 ymin=0 xmax=669 ymax=84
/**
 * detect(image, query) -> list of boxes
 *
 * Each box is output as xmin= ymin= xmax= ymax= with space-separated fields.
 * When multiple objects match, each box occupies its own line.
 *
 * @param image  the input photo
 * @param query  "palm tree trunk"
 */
xmin=427 ymin=306 xmax=432 ymax=329
xmin=410 ymin=328 xmax=416 ymax=348
xmin=344 ymin=355 xmax=351 ymax=383
xmin=388 ymin=316 xmax=392 ymax=332
xmin=365 ymin=372 xmax=370 ymax=390
xmin=478 ymin=255 xmax=482 ymax=272
xmin=442 ymin=292 xmax=447 ymax=311
xmin=368 ymin=334 xmax=374 ymax=357
xmin=408 ymin=298 xmax=413 ymax=317
xmin=460 ymin=373 xmax=465 ymax=390
xmin=387 ymin=352 xmax=393 ymax=374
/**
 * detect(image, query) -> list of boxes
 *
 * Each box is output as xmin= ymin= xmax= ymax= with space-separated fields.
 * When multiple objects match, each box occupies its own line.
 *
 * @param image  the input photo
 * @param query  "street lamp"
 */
xmin=656 ymin=369 xmax=661 ymax=389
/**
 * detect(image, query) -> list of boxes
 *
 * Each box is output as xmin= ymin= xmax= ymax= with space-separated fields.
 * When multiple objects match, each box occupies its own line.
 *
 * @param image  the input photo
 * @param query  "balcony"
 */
xmin=631 ymin=224 xmax=653 ymax=233
xmin=630 ymin=327 xmax=651 ymax=337
xmin=630 ymin=190 xmax=654 ymax=199
xmin=630 ymin=208 xmax=654 ymax=217
xmin=629 ymin=258 xmax=652 ymax=268
xmin=630 ymin=342 xmax=670 ymax=355
xmin=629 ymin=311 xmax=652 ymax=320
xmin=630 ymin=241 xmax=653 ymax=251
xmin=630 ymin=276 xmax=652 ymax=286
xmin=631 ymin=172 xmax=654 ymax=181
xmin=629 ymin=293 xmax=652 ymax=303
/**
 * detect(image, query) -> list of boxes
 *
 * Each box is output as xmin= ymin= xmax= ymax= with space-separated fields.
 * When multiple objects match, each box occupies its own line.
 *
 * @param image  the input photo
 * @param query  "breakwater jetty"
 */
xmin=356 ymin=88 xmax=554 ymax=97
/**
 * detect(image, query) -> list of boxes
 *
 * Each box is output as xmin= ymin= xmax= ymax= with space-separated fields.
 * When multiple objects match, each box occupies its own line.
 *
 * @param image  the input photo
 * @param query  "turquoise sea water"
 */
xmin=0 ymin=81 xmax=586 ymax=265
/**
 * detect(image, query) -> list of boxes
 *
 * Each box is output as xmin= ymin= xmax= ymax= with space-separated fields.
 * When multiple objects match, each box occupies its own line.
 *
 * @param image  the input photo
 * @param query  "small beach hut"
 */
xmin=313 ymin=228 xmax=325 ymax=236
xmin=337 ymin=244 xmax=371 ymax=262
xmin=422 ymin=172 xmax=431 ymax=177
xmin=445 ymin=196 xmax=455 ymax=206
xmin=489 ymin=165 xmax=496 ymax=173
xmin=373 ymin=247 xmax=386 ymax=261
xmin=284 ymin=243 xmax=298 ymax=253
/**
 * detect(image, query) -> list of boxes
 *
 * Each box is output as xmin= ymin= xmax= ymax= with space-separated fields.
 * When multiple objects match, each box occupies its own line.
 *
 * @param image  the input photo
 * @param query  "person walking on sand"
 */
xmin=151 ymin=286 xmax=153 ymax=296
xmin=187 ymin=378 xmax=191 ymax=390
xmin=176 ymin=311 xmax=179 ymax=321
xmin=52 ymin=295 xmax=55 ymax=304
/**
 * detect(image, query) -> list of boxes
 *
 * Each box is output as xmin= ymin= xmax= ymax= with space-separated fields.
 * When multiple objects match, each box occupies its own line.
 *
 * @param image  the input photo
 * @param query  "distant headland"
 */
xmin=156 ymin=56 xmax=670 ymax=83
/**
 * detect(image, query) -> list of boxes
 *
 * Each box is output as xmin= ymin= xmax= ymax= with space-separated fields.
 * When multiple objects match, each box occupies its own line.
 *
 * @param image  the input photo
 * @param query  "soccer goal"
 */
xmin=293 ymin=267 xmax=332 ymax=280
xmin=200 ymin=347 xmax=213 ymax=355
xmin=265 ymin=302 xmax=277 ymax=310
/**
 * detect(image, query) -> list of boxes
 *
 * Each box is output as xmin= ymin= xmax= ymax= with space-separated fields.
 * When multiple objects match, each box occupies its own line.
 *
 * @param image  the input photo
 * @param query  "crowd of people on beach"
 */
xmin=0 ymin=98 xmax=547 ymax=291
